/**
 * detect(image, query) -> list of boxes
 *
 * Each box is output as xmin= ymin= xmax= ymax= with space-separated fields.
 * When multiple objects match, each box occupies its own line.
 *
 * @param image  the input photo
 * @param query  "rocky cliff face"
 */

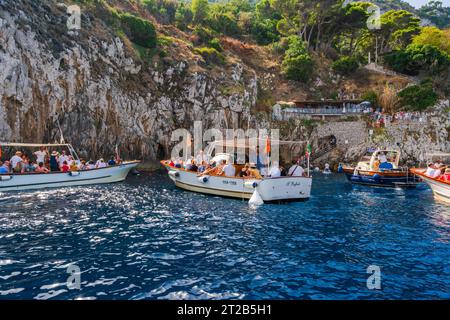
xmin=0 ymin=1 xmax=256 ymax=165
xmin=0 ymin=1 xmax=448 ymax=168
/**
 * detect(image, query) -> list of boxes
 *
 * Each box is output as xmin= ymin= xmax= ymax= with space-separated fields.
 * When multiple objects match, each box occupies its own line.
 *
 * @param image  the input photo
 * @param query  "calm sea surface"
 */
xmin=0 ymin=172 xmax=449 ymax=300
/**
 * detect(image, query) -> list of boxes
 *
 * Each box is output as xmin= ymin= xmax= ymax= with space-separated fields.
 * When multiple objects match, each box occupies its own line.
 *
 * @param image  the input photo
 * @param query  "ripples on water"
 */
xmin=0 ymin=172 xmax=449 ymax=300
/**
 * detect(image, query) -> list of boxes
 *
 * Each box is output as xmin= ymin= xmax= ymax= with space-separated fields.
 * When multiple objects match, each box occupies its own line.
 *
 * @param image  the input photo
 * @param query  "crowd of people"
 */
xmin=425 ymin=161 xmax=450 ymax=182
xmin=166 ymin=153 xmax=307 ymax=179
xmin=0 ymin=147 xmax=120 ymax=175
xmin=371 ymin=111 xmax=426 ymax=128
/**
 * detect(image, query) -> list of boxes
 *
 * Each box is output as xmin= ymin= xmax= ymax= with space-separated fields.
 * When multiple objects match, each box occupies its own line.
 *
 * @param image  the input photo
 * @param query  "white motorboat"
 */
xmin=0 ymin=143 xmax=139 ymax=192
xmin=162 ymin=139 xmax=312 ymax=203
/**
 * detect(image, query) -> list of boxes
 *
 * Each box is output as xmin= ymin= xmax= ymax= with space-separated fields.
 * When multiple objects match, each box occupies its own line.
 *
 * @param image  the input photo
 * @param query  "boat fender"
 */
xmin=249 ymin=189 xmax=264 ymax=206
xmin=198 ymin=176 xmax=209 ymax=183
xmin=373 ymin=174 xmax=381 ymax=181
xmin=69 ymin=171 xmax=81 ymax=177
xmin=168 ymin=171 xmax=180 ymax=178
xmin=0 ymin=175 xmax=13 ymax=181
xmin=244 ymin=181 xmax=258 ymax=189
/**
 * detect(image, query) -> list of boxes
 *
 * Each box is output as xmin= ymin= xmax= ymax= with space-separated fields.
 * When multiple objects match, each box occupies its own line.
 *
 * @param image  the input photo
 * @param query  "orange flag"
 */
xmin=265 ymin=136 xmax=271 ymax=154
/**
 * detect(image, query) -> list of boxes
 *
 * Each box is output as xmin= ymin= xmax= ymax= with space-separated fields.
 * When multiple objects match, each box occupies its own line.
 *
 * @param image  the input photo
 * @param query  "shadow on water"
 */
xmin=0 ymin=172 xmax=448 ymax=300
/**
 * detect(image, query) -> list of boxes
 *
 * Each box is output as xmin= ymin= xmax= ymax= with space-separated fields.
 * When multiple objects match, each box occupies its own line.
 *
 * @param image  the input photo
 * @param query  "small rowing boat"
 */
xmin=342 ymin=149 xmax=420 ymax=188
xmin=0 ymin=142 xmax=139 ymax=192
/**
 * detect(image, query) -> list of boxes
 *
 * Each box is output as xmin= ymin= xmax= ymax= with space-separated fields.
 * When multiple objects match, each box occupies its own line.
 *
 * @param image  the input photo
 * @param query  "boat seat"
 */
xmin=379 ymin=162 xmax=394 ymax=170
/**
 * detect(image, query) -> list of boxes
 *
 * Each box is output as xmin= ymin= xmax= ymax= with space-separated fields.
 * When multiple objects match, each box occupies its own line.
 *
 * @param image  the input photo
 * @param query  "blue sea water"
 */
xmin=0 ymin=172 xmax=449 ymax=300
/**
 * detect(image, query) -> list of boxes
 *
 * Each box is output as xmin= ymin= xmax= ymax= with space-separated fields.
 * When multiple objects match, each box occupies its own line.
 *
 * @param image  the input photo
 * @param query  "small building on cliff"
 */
xmin=272 ymin=100 xmax=372 ymax=121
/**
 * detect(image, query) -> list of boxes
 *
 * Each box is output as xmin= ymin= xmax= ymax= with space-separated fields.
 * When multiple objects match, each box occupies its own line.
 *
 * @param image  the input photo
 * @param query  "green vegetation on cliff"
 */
xmin=74 ymin=0 xmax=449 ymax=111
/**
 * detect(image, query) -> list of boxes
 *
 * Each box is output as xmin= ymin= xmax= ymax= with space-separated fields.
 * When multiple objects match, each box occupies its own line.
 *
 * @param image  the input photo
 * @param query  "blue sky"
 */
xmin=406 ymin=0 xmax=450 ymax=8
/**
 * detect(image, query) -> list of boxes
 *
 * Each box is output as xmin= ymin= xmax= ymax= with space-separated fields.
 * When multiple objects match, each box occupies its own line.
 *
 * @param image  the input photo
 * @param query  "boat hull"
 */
xmin=0 ymin=162 xmax=139 ymax=192
xmin=411 ymin=169 xmax=450 ymax=204
xmin=163 ymin=164 xmax=312 ymax=202
xmin=342 ymin=167 xmax=420 ymax=188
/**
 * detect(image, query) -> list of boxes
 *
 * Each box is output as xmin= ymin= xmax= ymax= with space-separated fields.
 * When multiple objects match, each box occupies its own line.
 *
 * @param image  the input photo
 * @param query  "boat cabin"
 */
xmin=356 ymin=149 xmax=400 ymax=171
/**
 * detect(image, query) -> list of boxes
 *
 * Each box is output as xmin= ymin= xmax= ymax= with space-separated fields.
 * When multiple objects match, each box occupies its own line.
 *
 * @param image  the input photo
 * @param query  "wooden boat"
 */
xmin=411 ymin=168 xmax=450 ymax=204
xmin=0 ymin=143 xmax=139 ymax=192
xmin=342 ymin=149 xmax=420 ymax=188
xmin=162 ymin=139 xmax=312 ymax=203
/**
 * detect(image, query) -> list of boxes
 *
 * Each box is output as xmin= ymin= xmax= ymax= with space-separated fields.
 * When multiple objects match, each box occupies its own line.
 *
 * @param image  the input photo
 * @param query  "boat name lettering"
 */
xmin=223 ymin=180 xmax=237 ymax=186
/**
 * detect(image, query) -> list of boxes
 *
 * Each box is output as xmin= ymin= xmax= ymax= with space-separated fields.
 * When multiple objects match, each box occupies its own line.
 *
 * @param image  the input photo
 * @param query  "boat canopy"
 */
xmin=0 ymin=142 xmax=73 ymax=148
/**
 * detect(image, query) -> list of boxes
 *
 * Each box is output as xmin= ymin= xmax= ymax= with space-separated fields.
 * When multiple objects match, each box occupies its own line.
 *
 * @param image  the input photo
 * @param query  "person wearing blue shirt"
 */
xmin=108 ymin=157 xmax=116 ymax=166
xmin=0 ymin=160 xmax=10 ymax=174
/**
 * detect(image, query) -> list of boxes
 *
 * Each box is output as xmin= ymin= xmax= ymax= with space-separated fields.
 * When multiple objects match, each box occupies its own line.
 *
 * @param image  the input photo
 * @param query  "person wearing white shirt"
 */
xmin=59 ymin=151 xmax=69 ymax=167
xmin=222 ymin=161 xmax=236 ymax=177
xmin=425 ymin=163 xmax=436 ymax=177
xmin=10 ymin=151 xmax=23 ymax=172
xmin=269 ymin=162 xmax=281 ymax=178
xmin=96 ymin=159 xmax=107 ymax=168
xmin=378 ymin=152 xmax=388 ymax=163
xmin=288 ymin=161 xmax=305 ymax=177
xmin=34 ymin=147 xmax=48 ymax=164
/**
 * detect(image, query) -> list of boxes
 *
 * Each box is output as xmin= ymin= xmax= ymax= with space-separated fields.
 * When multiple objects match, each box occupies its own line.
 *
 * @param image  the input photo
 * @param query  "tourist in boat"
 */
xmin=425 ymin=163 xmax=436 ymax=177
xmin=280 ymin=164 xmax=287 ymax=176
xmin=268 ymin=162 xmax=281 ymax=178
xmin=201 ymin=160 xmax=225 ymax=176
xmin=49 ymin=151 xmax=60 ymax=172
xmin=222 ymin=160 xmax=236 ymax=177
xmin=186 ymin=160 xmax=198 ymax=172
xmin=61 ymin=161 xmax=70 ymax=172
xmin=69 ymin=161 xmax=79 ymax=172
xmin=79 ymin=160 xmax=87 ymax=170
xmin=87 ymin=160 xmax=96 ymax=170
xmin=10 ymin=151 xmax=23 ymax=173
xmin=0 ymin=161 xmax=10 ymax=174
xmin=108 ymin=156 xmax=116 ymax=166
xmin=174 ymin=159 xmax=183 ymax=169
xmin=238 ymin=164 xmax=250 ymax=177
xmin=439 ymin=168 xmax=450 ymax=182
xmin=59 ymin=150 xmax=69 ymax=168
xmin=288 ymin=160 xmax=305 ymax=177
xmin=35 ymin=162 xmax=49 ymax=173
xmin=21 ymin=155 xmax=35 ymax=173
xmin=248 ymin=163 xmax=262 ymax=179
xmin=34 ymin=146 xmax=48 ymax=165
xmin=96 ymin=158 xmax=107 ymax=168
xmin=197 ymin=161 xmax=207 ymax=173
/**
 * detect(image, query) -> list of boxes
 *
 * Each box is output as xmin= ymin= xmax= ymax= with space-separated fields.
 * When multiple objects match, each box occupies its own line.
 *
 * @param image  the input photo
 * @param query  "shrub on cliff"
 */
xmin=192 ymin=26 xmax=215 ymax=45
xmin=361 ymin=90 xmax=379 ymax=110
xmin=384 ymin=44 xmax=450 ymax=76
xmin=397 ymin=80 xmax=438 ymax=111
xmin=194 ymin=47 xmax=225 ymax=65
xmin=281 ymin=36 xmax=313 ymax=82
xmin=332 ymin=56 xmax=359 ymax=75
xmin=208 ymin=38 xmax=223 ymax=52
xmin=119 ymin=13 xmax=157 ymax=49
